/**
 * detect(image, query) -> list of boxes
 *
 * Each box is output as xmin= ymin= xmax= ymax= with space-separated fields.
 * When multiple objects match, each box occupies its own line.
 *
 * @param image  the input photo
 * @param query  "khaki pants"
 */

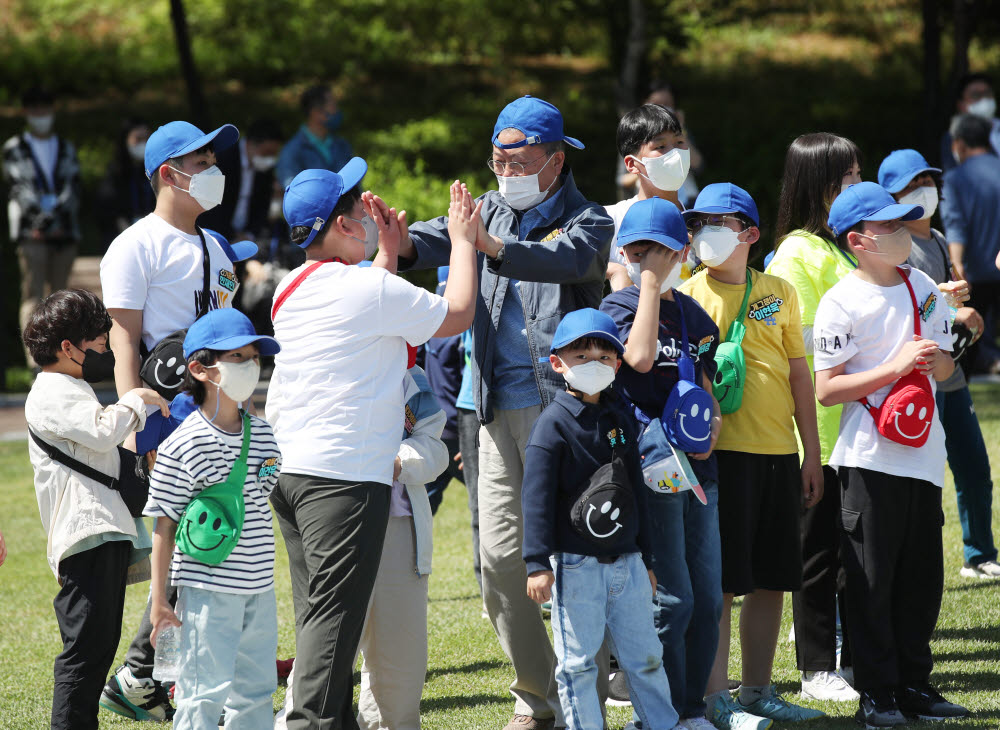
xmin=357 ymin=516 xmax=429 ymax=730
xmin=18 ymin=239 xmax=77 ymax=366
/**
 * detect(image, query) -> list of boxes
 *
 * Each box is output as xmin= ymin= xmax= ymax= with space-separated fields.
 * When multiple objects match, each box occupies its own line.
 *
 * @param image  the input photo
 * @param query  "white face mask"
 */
xmin=968 ymin=96 xmax=997 ymax=120
xmin=692 ymin=227 xmax=742 ymax=267
xmin=560 ymin=359 xmax=616 ymax=396
xmin=635 ymin=148 xmax=690 ymax=192
xmin=207 ymin=359 xmax=260 ymax=403
xmin=27 ymin=114 xmax=54 ymax=136
xmin=496 ymin=154 xmax=556 ymax=210
xmin=625 ymin=258 xmax=682 ymax=293
xmin=128 ymin=141 xmax=146 ymax=162
xmin=347 ymin=214 xmax=379 ymax=259
xmin=252 ymin=155 xmax=277 ymax=173
xmin=898 ymin=185 xmax=938 ymax=220
xmin=171 ymin=165 xmax=226 ymax=211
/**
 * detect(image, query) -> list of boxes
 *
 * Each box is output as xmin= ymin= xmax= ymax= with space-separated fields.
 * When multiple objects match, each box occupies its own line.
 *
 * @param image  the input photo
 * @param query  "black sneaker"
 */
xmin=605 ymin=670 xmax=631 ymax=707
xmin=99 ymin=664 xmax=175 ymax=722
xmin=895 ymin=683 xmax=969 ymax=721
xmin=854 ymin=688 xmax=906 ymax=729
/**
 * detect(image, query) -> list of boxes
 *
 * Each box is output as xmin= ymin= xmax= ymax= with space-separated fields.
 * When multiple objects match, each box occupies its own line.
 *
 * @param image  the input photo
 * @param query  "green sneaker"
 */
xmin=709 ymin=692 xmax=773 ymax=730
xmin=739 ymin=686 xmax=826 ymax=722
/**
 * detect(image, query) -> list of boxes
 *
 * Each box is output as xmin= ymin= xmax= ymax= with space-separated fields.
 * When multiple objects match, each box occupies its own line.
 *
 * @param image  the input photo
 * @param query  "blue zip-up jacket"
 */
xmin=275 ymin=125 xmax=353 ymax=188
xmin=405 ymin=171 xmax=614 ymax=424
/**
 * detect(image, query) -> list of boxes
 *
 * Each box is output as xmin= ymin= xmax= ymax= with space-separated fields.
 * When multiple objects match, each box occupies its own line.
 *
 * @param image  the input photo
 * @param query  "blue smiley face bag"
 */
xmin=662 ymin=293 xmax=715 ymax=453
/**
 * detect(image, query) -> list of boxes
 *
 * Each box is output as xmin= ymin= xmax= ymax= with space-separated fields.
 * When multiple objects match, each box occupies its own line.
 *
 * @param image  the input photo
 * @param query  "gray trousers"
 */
xmin=271 ymin=473 xmax=391 ymax=730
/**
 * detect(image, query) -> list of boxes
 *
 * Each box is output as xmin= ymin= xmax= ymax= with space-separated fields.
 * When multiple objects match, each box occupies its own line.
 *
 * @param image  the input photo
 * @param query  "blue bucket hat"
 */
xmin=828 ymin=181 xmax=924 ymax=236
xmin=183 ymin=308 xmax=281 ymax=359
xmin=617 ymin=197 xmax=689 ymax=251
xmin=492 ymin=96 xmax=584 ymax=150
xmin=877 ymin=149 xmax=941 ymax=194
xmin=144 ymin=121 xmax=239 ymax=180
xmin=282 ymin=158 xmax=368 ymax=249
xmin=550 ymin=308 xmax=625 ymax=356
xmin=682 ymin=183 xmax=760 ymax=226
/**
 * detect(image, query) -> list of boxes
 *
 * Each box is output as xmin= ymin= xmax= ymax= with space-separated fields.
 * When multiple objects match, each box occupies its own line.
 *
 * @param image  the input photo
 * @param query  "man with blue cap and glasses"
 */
xmin=396 ymin=95 xmax=613 ymax=730
xmin=99 ymin=119 xmax=248 ymax=722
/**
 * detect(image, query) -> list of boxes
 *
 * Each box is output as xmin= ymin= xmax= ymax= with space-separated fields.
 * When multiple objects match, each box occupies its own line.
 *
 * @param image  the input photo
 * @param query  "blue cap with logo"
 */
xmin=877 ymin=149 xmax=941 ymax=194
xmin=550 ymin=308 xmax=625 ymax=356
xmin=144 ymin=121 xmax=239 ymax=180
xmin=828 ymin=181 xmax=924 ymax=236
xmin=683 ymin=182 xmax=760 ymax=226
xmin=183 ymin=308 xmax=281 ymax=359
xmin=282 ymin=158 xmax=368 ymax=249
xmin=203 ymin=229 xmax=258 ymax=263
xmin=617 ymin=197 xmax=688 ymax=251
xmin=492 ymin=96 xmax=584 ymax=150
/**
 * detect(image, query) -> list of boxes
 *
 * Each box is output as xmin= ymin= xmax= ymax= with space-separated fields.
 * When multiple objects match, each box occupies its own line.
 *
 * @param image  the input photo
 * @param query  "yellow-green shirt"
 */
xmin=680 ymin=268 xmax=805 ymax=454
xmin=765 ymin=230 xmax=857 ymax=464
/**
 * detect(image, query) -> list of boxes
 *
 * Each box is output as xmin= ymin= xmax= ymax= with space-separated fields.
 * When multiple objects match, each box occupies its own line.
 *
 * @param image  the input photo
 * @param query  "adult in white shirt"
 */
xmin=267 ymin=162 xmax=478 ymax=730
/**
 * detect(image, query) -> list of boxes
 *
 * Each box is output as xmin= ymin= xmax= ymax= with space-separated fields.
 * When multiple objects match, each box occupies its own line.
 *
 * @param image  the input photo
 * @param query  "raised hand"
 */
xmin=447 ymin=181 xmax=484 ymax=248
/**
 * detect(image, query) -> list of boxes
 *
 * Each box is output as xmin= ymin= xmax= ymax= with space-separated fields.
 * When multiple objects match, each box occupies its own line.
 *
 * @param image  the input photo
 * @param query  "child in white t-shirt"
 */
xmin=813 ymin=182 xmax=967 ymax=728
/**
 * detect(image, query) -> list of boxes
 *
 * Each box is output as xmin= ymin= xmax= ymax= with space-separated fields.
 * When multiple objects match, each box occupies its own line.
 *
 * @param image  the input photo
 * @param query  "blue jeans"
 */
xmin=639 ymin=482 xmax=722 ymax=721
xmin=173 ymin=586 xmax=278 ymax=730
xmin=551 ymin=552 xmax=679 ymax=730
xmin=937 ymin=386 xmax=997 ymax=565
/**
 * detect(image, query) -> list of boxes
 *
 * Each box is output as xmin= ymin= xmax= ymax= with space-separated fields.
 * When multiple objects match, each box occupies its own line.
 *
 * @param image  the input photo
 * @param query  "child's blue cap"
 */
xmin=492 ymin=96 xmax=584 ymax=150
xmin=617 ymin=197 xmax=688 ymax=251
xmin=683 ymin=182 xmax=760 ymax=226
xmin=877 ymin=149 xmax=941 ymax=194
xmin=550 ymin=308 xmax=625 ymax=356
xmin=203 ymin=229 xmax=258 ymax=263
xmin=828 ymin=181 xmax=924 ymax=236
xmin=144 ymin=121 xmax=239 ymax=180
xmin=183 ymin=308 xmax=281 ymax=358
xmin=282 ymin=158 xmax=368 ymax=249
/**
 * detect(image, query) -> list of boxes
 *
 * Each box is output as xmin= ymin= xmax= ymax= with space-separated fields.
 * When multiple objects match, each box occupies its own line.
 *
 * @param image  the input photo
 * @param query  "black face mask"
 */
xmin=71 ymin=348 xmax=116 ymax=383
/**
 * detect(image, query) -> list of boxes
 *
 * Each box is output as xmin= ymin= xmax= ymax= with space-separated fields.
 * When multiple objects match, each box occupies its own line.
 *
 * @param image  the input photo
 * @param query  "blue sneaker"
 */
xmin=709 ymin=692 xmax=773 ymax=730
xmin=739 ymin=687 xmax=825 ymax=722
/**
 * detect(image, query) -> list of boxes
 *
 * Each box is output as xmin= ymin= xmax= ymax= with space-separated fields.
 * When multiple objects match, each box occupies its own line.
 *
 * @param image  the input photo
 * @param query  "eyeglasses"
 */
xmin=687 ymin=215 xmax=746 ymax=232
xmin=486 ymin=154 xmax=549 ymax=176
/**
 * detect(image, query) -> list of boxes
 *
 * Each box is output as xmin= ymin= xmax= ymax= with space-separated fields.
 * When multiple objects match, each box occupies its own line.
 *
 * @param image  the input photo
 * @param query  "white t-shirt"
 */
xmin=266 ymin=262 xmax=449 ymax=485
xmin=812 ymin=267 xmax=952 ymax=486
xmin=100 ymin=213 xmax=239 ymax=350
xmin=604 ymin=196 xmax=640 ymax=266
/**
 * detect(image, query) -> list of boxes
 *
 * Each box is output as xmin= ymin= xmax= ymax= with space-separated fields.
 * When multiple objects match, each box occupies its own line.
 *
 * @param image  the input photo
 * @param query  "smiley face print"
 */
xmin=585 ymin=499 xmax=623 ymax=540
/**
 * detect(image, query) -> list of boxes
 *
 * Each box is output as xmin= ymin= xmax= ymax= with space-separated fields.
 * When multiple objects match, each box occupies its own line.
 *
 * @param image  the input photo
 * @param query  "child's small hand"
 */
xmin=526 ymin=570 xmax=554 ymax=604
xmin=150 ymin=601 xmax=181 ymax=649
xmin=938 ymin=279 xmax=970 ymax=307
xmin=132 ymin=388 xmax=170 ymax=418
xmin=361 ymin=191 xmax=400 ymax=259
xmin=640 ymin=245 xmax=682 ymax=287
xmin=801 ymin=455 xmax=824 ymax=509
xmin=892 ymin=336 xmax=940 ymax=377
xmin=689 ymin=415 xmax=721 ymax=460
xmin=446 ymin=181 xmax=485 ymax=249
xmin=393 ymin=456 xmax=402 ymax=481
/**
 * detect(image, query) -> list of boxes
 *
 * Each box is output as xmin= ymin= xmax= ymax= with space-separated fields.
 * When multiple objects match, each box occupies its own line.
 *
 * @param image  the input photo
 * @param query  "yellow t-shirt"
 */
xmin=680 ymin=268 xmax=805 ymax=455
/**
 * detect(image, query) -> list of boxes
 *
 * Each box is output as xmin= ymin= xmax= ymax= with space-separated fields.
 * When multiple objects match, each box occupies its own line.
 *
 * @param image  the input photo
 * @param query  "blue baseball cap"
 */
xmin=282 ymin=158 xmax=368 ymax=249
xmin=828 ymin=181 xmax=924 ymax=236
xmin=617 ymin=197 xmax=688 ymax=251
xmin=682 ymin=183 xmax=760 ymax=226
xmin=550 ymin=308 xmax=625 ymax=355
xmin=144 ymin=121 xmax=239 ymax=180
xmin=203 ymin=229 xmax=258 ymax=263
xmin=492 ymin=96 xmax=584 ymax=150
xmin=183 ymin=308 xmax=280 ymax=358
xmin=877 ymin=149 xmax=941 ymax=193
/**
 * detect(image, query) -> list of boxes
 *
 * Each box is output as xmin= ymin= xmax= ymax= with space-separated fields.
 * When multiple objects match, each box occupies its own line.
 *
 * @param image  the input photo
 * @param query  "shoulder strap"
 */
xmin=673 ymin=291 xmax=696 ymax=384
xmin=28 ymin=429 xmax=118 ymax=489
xmin=270 ymin=259 xmax=331 ymax=321
xmin=896 ymin=266 xmax=921 ymax=337
xmin=197 ymin=228 xmax=212 ymax=318
xmin=929 ymin=229 xmax=953 ymax=281
xmin=725 ymin=268 xmax=753 ymax=345
xmin=202 ymin=411 xmax=253 ymax=498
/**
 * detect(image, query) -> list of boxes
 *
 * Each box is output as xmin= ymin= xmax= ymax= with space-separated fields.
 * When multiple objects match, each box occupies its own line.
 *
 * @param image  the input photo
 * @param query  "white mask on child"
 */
xmin=635 ymin=148 xmax=690 ymax=192
xmin=898 ymin=186 xmax=938 ymax=220
xmin=207 ymin=359 xmax=260 ymax=403
xmin=625 ymin=260 xmax=682 ymax=293
xmin=346 ymin=214 xmax=379 ymax=259
xmin=692 ymin=227 xmax=742 ymax=267
xmin=170 ymin=165 xmax=226 ymax=211
xmin=560 ymin=360 xmax=616 ymax=395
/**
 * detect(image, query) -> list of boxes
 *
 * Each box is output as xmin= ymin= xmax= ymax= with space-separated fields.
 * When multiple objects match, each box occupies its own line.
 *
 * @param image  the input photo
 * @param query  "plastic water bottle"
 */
xmin=152 ymin=626 xmax=181 ymax=682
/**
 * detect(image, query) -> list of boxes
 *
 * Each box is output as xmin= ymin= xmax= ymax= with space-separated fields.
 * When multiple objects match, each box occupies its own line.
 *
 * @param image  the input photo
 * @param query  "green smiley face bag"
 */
xmin=712 ymin=269 xmax=752 ymax=415
xmin=176 ymin=412 xmax=251 ymax=565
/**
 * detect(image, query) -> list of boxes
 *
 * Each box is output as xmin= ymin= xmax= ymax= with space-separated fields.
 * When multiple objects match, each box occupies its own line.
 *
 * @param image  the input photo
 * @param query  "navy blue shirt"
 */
xmin=521 ymin=390 xmax=651 ymax=576
xmin=941 ymin=152 xmax=1000 ymax=283
xmin=601 ymin=286 xmax=720 ymax=484
xmin=423 ymin=334 xmax=463 ymax=440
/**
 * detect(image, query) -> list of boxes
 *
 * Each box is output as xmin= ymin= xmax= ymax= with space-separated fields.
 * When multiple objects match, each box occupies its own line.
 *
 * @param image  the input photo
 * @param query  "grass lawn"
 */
xmin=0 ymin=384 xmax=998 ymax=728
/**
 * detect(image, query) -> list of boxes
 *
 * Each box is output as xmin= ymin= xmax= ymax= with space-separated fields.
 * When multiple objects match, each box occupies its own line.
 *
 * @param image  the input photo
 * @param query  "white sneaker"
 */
xmin=800 ymin=670 xmax=860 ymax=702
xmin=681 ymin=717 xmax=718 ymax=730
xmin=960 ymin=559 xmax=1000 ymax=579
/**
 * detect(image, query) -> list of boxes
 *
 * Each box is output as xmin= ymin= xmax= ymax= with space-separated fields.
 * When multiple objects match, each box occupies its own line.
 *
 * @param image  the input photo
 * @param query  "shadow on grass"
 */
xmin=944 ymin=580 xmax=1000 ymax=594
xmin=930 ymin=670 xmax=1000 ymax=693
xmin=420 ymin=692 xmax=509 ymax=712
xmin=428 ymin=593 xmax=482 ymax=604
xmin=935 ymin=647 xmax=1000 ymax=663
xmin=426 ymin=658 xmax=508 ymax=680
xmin=933 ymin=626 xmax=1000 ymax=642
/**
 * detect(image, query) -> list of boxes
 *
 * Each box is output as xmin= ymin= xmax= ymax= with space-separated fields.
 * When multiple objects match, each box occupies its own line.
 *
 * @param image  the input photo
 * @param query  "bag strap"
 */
xmin=197 ymin=228 xmax=212 ymax=319
xmin=673 ymin=291 xmax=696 ymax=383
xmin=199 ymin=411 xmax=253 ymax=499
xmin=271 ymin=258 xmax=341 ymax=321
xmin=28 ymin=429 xmax=118 ymax=490
xmin=725 ymin=268 xmax=754 ymax=346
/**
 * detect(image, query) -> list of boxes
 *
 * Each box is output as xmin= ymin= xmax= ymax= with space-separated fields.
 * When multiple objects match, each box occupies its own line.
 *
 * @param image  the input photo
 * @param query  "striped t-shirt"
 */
xmin=145 ymin=409 xmax=281 ymax=594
